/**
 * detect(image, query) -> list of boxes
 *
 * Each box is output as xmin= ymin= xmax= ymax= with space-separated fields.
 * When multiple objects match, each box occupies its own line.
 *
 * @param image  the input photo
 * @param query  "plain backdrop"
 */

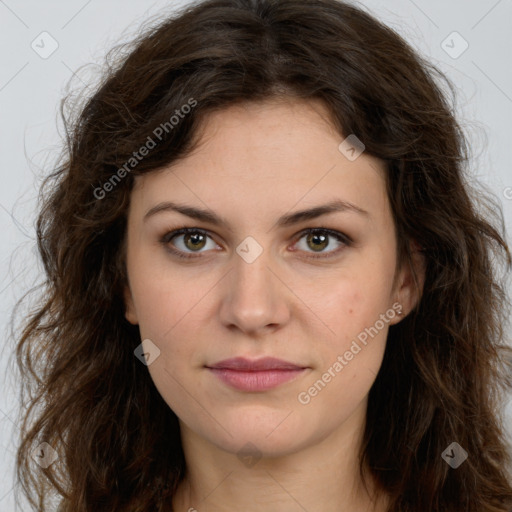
xmin=1 ymin=0 xmax=511 ymax=509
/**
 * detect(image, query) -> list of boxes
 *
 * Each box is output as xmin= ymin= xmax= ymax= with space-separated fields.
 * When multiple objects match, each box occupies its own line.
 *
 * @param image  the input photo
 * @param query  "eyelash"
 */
xmin=159 ymin=226 xmax=352 ymax=260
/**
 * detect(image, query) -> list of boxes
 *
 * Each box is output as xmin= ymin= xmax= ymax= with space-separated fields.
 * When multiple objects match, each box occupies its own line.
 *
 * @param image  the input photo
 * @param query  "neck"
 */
xmin=170 ymin=401 xmax=389 ymax=512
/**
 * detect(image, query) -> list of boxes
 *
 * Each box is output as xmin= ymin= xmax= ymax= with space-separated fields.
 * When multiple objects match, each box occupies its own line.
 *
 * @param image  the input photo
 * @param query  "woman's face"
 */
xmin=124 ymin=98 xmax=418 ymax=458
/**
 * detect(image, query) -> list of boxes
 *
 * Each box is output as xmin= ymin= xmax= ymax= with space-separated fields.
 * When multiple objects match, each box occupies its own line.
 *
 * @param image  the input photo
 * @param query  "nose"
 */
xmin=218 ymin=245 xmax=291 ymax=336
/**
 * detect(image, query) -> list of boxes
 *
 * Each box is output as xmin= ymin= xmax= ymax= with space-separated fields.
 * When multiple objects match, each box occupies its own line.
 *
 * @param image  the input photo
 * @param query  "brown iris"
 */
xmin=306 ymin=232 xmax=329 ymax=252
xmin=184 ymin=232 xmax=207 ymax=251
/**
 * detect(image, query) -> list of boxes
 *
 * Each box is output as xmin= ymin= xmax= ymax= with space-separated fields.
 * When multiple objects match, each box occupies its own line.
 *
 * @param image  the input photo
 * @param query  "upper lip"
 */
xmin=206 ymin=357 xmax=306 ymax=371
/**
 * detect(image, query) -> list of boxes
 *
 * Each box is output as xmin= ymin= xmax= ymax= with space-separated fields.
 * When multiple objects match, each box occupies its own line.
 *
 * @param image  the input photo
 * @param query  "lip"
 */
xmin=207 ymin=357 xmax=305 ymax=371
xmin=206 ymin=357 xmax=308 ymax=392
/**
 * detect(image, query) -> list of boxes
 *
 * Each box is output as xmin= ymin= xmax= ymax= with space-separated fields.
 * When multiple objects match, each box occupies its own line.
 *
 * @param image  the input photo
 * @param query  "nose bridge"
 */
xmin=219 ymin=236 xmax=289 ymax=333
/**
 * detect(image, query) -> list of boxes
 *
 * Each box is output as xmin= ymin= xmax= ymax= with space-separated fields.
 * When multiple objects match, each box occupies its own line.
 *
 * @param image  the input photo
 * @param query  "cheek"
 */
xmin=311 ymin=269 xmax=393 ymax=339
xmin=132 ymin=280 xmax=205 ymax=414
xmin=304 ymin=283 xmax=389 ymax=399
xmin=134 ymin=285 xmax=202 ymax=361
xmin=127 ymin=244 xmax=213 ymax=340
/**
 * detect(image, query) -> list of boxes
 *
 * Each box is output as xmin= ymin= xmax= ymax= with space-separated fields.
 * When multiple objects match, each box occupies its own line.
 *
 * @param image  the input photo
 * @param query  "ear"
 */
xmin=388 ymin=240 xmax=425 ymax=325
xmin=124 ymin=284 xmax=139 ymax=325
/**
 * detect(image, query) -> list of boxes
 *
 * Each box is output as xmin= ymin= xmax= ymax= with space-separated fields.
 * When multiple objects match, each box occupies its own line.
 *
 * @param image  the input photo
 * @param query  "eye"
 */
xmin=160 ymin=227 xmax=352 ymax=260
xmin=161 ymin=228 xmax=218 ymax=259
xmin=292 ymin=228 xmax=351 ymax=259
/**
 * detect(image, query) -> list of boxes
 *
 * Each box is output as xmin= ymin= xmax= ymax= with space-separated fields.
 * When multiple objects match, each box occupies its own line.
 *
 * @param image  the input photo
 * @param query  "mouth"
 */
xmin=205 ymin=357 xmax=309 ymax=392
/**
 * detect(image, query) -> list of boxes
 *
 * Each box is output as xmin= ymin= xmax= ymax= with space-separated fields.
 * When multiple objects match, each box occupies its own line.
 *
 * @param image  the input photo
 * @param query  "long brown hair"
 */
xmin=13 ymin=0 xmax=512 ymax=510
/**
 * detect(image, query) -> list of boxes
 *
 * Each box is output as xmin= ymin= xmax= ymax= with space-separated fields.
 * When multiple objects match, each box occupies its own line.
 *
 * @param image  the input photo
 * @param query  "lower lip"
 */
xmin=207 ymin=368 xmax=306 ymax=391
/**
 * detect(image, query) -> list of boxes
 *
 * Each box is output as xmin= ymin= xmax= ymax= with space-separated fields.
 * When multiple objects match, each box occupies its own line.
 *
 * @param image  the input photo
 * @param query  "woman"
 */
xmin=14 ymin=0 xmax=512 ymax=510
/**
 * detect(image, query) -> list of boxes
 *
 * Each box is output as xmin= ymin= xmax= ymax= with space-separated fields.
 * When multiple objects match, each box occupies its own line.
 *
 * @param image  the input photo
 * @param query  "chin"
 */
xmin=194 ymin=407 xmax=317 ymax=459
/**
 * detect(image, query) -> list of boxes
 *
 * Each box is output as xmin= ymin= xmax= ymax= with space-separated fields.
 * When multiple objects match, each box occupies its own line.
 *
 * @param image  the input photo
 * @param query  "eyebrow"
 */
xmin=143 ymin=199 xmax=370 ymax=229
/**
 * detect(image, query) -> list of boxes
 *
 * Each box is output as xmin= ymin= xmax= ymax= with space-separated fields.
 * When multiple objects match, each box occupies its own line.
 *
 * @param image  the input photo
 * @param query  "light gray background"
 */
xmin=1 ymin=0 xmax=511 ymax=509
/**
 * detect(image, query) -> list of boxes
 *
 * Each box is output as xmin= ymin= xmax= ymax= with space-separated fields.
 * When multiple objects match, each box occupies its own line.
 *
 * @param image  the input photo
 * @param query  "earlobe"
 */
xmin=124 ymin=285 xmax=139 ymax=325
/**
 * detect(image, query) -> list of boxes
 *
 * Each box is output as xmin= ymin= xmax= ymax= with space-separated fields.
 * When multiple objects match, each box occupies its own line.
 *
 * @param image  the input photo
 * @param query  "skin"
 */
xmin=123 ymin=97 xmax=425 ymax=512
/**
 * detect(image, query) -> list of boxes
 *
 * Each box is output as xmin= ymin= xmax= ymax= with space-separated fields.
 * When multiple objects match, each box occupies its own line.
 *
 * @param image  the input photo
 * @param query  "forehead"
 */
xmin=130 ymin=98 xmax=389 ymax=225
xmin=186 ymin=97 xmax=343 ymax=166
